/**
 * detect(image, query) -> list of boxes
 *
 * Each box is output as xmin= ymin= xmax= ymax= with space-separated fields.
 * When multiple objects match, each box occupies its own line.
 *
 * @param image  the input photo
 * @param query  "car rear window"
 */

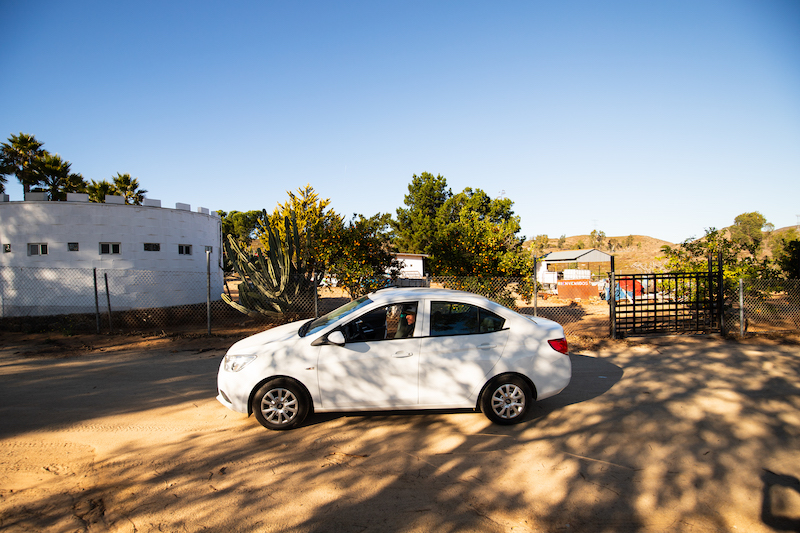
xmin=430 ymin=301 xmax=505 ymax=336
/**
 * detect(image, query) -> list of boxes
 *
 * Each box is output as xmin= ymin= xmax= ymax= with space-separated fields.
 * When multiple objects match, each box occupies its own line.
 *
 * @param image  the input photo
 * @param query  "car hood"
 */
xmin=226 ymin=319 xmax=309 ymax=354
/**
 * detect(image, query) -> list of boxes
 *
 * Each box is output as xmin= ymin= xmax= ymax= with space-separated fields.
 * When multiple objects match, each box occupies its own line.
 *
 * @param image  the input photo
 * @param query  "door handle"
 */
xmin=393 ymin=351 xmax=414 ymax=358
xmin=478 ymin=344 xmax=497 ymax=349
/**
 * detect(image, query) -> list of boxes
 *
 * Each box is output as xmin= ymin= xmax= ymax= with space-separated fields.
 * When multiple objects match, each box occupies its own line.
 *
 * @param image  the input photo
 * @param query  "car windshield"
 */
xmin=300 ymin=295 xmax=373 ymax=337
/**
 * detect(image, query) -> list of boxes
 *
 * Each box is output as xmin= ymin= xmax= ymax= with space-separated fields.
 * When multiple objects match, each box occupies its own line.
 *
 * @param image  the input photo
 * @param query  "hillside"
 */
xmin=526 ymin=225 xmax=799 ymax=274
xmin=524 ymin=234 xmax=675 ymax=274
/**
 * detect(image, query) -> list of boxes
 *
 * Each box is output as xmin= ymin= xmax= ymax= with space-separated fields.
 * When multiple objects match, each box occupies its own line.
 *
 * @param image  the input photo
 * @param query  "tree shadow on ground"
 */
xmin=2 ymin=338 xmax=799 ymax=532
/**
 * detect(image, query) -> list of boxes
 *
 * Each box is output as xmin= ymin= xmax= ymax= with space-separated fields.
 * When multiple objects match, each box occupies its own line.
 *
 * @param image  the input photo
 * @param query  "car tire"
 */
xmin=251 ymin=378 xmax=310 ymax=430
xmin=480 ymin=375 xmax=532 ymax=425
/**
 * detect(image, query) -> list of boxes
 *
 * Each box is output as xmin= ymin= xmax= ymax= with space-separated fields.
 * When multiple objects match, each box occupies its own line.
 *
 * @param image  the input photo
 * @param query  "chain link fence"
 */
xmin=725 ymin=278 xmax=800 ymax=336
xmin=1 ymin=266 xmax=611 ymax=337
xmin=429 ymin=276 xmax=610 ymax=337
xmin=4 ymin=265 xmax=794 ymax=338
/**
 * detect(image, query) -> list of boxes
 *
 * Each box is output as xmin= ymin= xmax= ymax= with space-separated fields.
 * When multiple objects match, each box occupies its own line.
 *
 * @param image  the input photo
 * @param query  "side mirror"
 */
xmin=327 ymin=330 xmax=346 ymax=346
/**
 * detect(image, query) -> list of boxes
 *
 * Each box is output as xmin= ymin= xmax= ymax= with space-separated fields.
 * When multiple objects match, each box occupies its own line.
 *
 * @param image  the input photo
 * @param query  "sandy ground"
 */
xmin=1 ymin=331 xmax=799 ymax=532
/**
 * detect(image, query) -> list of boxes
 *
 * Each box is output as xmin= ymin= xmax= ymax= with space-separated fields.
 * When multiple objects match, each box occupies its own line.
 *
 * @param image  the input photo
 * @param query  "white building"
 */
xmin=0 ymin=193 xmax=223 ymax=317
xmin=395 ymin=252 xmax=428 ymax=278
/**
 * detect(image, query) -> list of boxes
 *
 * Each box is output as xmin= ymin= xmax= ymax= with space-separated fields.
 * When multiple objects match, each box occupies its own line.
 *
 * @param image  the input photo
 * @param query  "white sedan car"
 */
xmin=217 ymin=288 xmax=571 ymax=430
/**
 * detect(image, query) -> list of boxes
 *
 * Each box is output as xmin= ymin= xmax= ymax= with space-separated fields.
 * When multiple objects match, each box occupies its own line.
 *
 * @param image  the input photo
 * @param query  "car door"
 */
xmin=418 ymin=300 xmax=509 ymax=406
xmin=317 ymin=302 xmax=421 ymax=408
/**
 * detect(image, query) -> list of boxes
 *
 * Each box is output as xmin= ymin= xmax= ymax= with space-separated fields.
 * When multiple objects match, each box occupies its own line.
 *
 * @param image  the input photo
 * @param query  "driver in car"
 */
xmin=395 ymin=306 xmax=417 ymax=338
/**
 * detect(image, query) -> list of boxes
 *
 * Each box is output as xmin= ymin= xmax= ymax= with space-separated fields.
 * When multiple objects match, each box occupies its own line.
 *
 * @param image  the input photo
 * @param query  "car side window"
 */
xmin=430 ymin=301 xmax=505 ymax=336
xmin=341 ymin=303 xmax=418 ymax=342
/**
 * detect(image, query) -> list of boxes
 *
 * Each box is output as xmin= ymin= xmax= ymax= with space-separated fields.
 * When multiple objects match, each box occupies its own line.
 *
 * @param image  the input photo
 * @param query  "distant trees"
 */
xmin=112 ymin=173 xmax=147 ymax=205
xmin=31 ymin=153 xmax=86 ymax=201
xmin=0 ymin=133 xmax=149 ymax=203
xmin=776 ymin=239 xmax=800 ymax=279
xmin=218 ymin=210 xmax=262 ymax=246
xmin=87 ymin=180 xmax=118 ymax=203
xmin=730 ymin=211 xmax=767 ymax=255
xmin=658 ymin=209 xmax=800 ymax=297
xmin=590 ymin=229 xmax=606 ymax=249
xmin=0 ymin=133 xmax=46 ymax=194
xmin=531 ymin=235 xmax=549 ymax=256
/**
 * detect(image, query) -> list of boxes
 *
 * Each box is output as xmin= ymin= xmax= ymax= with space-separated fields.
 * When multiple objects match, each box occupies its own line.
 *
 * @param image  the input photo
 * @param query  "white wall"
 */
xmin=0 ymin=200 xmax=223 ymax=316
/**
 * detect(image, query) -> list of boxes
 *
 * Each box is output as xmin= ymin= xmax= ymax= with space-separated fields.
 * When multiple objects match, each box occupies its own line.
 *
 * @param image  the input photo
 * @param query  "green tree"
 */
xmin=429 ymin=188 xmax=530 ymax=277
xmin=264 ymin=185 xmax=343 ymax=275
xmin=770 ymin=229 xmax=799 ymax=259
xmin=321 ymin=213 xmax=400 ymax=298
xmin=392 ymin=173 xmax=532 ymax=277
xmin=660 ymin=227 xmax=777 ymax=303
xmin=392 ymin=172 xmax=451 ymax=253
xmin=31 ymin=153 xmax=87 ymax=201
xmin=87 ymin=180 xmax=120 ymax=203
xmin=557 ymin=234 xmax=566 ymax=249
xmin=112 ymin=173 xmax=147 ymax=205
xmin=218 ymin=210 xmax=263 ymax=247
xmin=730 ymin=211 xmax=767 ymax=256
xmin=0 ymin=133 xmax=47 ymax=194
xmin=776 ymin=239 xmax=800 ymax=279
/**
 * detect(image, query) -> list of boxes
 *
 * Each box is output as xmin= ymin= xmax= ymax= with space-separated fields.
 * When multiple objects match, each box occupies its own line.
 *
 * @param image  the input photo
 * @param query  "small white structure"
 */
xmin=536 ymin=248 xmax=614 ymax=290
xmin=0 ymin=195 xmax=223 ymax=317
xmin=395 ymin=252 xmax=428 ymax=279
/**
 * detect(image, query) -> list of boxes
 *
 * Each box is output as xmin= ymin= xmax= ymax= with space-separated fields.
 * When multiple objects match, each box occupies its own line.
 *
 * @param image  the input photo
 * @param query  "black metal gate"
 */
xmin=610 ymin=256 xmax=723 ymax=338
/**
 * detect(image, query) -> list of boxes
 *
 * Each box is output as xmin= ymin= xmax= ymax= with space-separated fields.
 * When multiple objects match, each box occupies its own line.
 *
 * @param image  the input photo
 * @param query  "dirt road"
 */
xmin=1 ymin=332 xmax=799 ymax=532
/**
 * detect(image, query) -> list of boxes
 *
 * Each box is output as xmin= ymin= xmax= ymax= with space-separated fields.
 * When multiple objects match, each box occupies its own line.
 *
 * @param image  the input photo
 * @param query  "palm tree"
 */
xmin=112 ymin=172 xmax=147 ymax=205
xmin=31 ymin=153 xmax=87 ymax=201
xmin=87 ymin=180 xmax=120 ymax=203
xmin=0 ymin=133 xmax=46 ymax=194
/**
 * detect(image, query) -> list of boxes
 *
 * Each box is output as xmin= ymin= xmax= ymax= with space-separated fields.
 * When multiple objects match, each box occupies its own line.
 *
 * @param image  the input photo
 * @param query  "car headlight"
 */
xmin=223 ymin=353 xmax=257 ymax=372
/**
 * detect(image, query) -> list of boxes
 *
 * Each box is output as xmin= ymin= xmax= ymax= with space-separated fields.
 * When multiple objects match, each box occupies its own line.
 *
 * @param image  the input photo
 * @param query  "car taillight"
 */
xmin=548 ymin=338 xmax=569 ymax=354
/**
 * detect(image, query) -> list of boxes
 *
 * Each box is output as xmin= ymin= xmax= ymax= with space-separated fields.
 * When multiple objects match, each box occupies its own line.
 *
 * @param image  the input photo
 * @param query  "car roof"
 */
xmin=367 ymin=287 xmax=506 ymax=309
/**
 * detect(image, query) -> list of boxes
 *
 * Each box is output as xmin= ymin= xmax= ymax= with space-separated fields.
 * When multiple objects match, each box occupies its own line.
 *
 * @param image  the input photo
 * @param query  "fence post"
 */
xmin=104 ymin=272 xmax=112 ymax=332
xmin=739 ymin=278 xmax=745 ymax=337
xmin=533 ymin=257 xmax=538 ymax=317
xmin=313 ymin=272 xmax=319 ymax=318
xmin=94 ymin=268 xmax=100 ymax=334
xmin=206 ymin=250 xmax=212 ymax=335
xmin=609 ymin=255 xmax=616 ymax=339
xmin=717 ymin=251 xmax=724 ymax=335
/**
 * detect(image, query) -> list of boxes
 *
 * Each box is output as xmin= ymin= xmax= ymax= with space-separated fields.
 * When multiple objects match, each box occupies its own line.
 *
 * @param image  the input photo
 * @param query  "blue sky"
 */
xmin=2 ymin=0 xmax=799 ymax=244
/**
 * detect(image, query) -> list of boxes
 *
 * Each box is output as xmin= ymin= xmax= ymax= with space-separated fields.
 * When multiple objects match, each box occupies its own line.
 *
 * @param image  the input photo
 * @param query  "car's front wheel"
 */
xmin=251 ymin=378 xmax=310 ymax=430
xmin=480 ymin=375 xmax=532 ymax=425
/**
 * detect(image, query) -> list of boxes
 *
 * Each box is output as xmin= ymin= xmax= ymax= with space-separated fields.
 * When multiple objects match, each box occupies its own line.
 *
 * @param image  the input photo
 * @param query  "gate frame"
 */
xmin=610 ymin=253 xmax=724 ymax=339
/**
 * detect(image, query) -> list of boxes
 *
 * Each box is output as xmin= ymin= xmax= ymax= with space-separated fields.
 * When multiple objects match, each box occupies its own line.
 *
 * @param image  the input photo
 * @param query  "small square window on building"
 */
xmin=100 ymin=243 xmax=121 ymax=255
xmin=144 ymin=243 xmax=161 ymax=252
xmin=28 ymin=243 xmax=48 ymax=256
xmin=3 ymin=244 xmax=10 ymax=253
xmin=178 ymin=244 xmax=192 ymax=255
xmin=68 ymin=242 xmax=79 ymax=252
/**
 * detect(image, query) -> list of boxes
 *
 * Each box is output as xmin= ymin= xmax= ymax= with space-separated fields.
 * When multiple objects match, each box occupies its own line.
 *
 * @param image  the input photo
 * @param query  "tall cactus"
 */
xmin=222 ymin=210 xmax=315 ymax=318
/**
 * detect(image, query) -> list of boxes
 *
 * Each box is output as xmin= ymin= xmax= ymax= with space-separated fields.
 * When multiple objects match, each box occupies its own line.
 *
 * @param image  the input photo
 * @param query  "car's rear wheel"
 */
xmin=251 ymin=378 xmax=310 ymax=430
xmin=480 ymin=375 xmax=532 ymax=425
